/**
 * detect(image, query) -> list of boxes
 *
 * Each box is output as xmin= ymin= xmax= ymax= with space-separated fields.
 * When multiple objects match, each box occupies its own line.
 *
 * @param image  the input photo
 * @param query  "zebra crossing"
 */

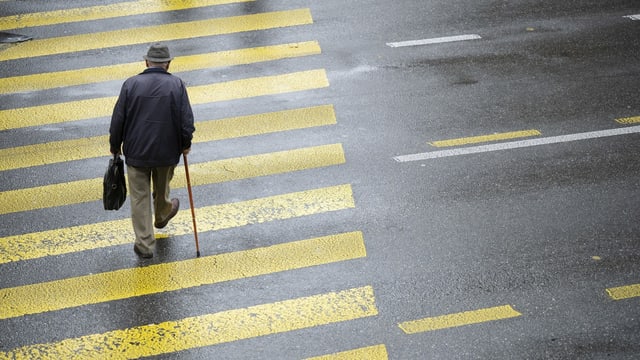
xmin=2 ymin=1 xmax=639 ymax=358
xmin=0 ymin=69 xmax=329 ymax=130
xmin=0 ymin=1 xmax=385 ymax=358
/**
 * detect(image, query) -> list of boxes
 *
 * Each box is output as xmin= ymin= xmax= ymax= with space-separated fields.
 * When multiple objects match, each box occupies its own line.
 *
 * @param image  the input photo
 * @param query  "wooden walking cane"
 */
xmin=183 ymin=153 xmax=201 ymax=257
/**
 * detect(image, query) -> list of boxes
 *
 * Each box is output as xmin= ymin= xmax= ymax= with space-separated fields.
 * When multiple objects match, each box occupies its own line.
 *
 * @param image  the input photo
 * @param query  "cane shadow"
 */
xmin=123 ymin=265 xmax=172 ymax=333
xmin=128 ymin=233 xmax=207 ymax=323
xmin=154 ymin=232 xmax=182 ymax=263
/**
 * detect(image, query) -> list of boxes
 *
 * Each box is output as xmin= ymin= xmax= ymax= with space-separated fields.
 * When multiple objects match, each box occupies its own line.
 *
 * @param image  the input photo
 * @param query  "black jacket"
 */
xmin=109 ymin=67 xmax=195 ymax=167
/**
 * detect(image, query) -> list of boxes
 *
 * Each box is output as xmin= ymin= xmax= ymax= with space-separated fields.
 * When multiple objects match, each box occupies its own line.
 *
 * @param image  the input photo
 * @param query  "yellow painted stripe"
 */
xmin=606 ymin=283 xmax=640 ymax=300
xmin=6 ymin=143 xmax=342 ymax=205
xmin=429 ymin=130 xmax=541 ymax=147
xmin=0 ymin=286 xmax=378 ymax=359
xmin=0 ymin=41 xmax=321 ymax=94
xmin=615 ymin=116 xmax=640 ymax=124
xmin=0 ymin=0 xmax=254 ymax=31
xmin=187 ymin=69 xmax=328 ymax=104
xmin=0 ymin=184 xmax=355 ymax=264
xmin=0 ymin=143 xmax=346 ymax=215
xmin=0 ymin=231 xmax=366 ymax=320
xmin=0 ymin=105 xmax=336 ymax=171
xmin=0 ymin=69 xmax=329 ymax=130
xmin=306 ymin=344 xmax=388 ymax=360
xmin=0 ymin=8 xmax=313 ymax=62
xmin=398 ymin=305 xmax=522 ymax=334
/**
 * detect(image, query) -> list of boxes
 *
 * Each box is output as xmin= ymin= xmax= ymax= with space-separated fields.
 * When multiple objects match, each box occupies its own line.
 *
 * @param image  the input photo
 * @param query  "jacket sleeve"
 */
xmin=109 ymin=84 xmax=128 ymax=154
xmin=180 ymin=81 xmax=196 ymax=150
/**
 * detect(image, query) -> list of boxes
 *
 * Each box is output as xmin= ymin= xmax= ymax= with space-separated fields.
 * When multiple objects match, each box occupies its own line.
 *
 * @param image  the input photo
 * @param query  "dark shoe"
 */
xmin=154 ymin=198 xmax=179 ymax=229
xmin=134 ymin=244 xmax=153 ymax=259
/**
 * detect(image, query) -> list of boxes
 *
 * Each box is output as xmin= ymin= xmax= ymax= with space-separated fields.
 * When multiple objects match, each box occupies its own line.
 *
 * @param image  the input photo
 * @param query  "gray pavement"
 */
xmin=0 ymin=0 xmax=639 ymax=358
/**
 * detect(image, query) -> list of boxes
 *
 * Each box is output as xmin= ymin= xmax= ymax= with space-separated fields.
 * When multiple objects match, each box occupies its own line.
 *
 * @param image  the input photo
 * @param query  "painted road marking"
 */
xmin=387 ymin=34 xmax=481 ymax=48
xmin=306 ymin=344 xmax=388 ymax=360
xmin=0 ymin=69 xmax=329 ymax=130
xmin=0 ymin=0 xmax=253 ymax=31
xmin=606 ymin=283 xmax=640 ymax=300
xmin=398 ymin=305 xmax=522 ymax=334
xmin=429 ymin=129 xmax=541 ymax=147
xmin=0 ymin=41 xmax=321 ymax=94
xmin=0 ymin=184 xmax=355 ymax=263
xmin=394 ymin=125 xmax=640 ymax=162
xmin=0 ymin=286 xmax=378 ymax=358
xmin=615 ymin=115 xmax=640 ymax=124
xmin=0 ymin=8 xmax=313 ymax=62
xmin=0 ymin=232 xmax=366 ymax=319
xmin=0 ymin=105 xmax=336 ymax=171
xmin=0 ymin=143 xmax=346 ymax=215
xmin=624 ymin=14 xmax=640 ymax=21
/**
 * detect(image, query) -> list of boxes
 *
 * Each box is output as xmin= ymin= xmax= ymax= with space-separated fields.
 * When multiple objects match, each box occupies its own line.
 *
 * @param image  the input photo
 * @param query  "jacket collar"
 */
xmin=140 ymin=67 xmax=170 ymax=75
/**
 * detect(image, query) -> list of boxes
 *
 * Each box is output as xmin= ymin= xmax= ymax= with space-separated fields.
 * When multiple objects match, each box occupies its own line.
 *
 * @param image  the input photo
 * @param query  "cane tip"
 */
xmin=196 ymin=251 xmax=201 ymax=257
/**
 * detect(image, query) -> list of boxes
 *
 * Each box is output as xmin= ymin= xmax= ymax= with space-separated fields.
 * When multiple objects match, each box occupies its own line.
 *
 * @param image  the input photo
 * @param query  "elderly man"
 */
xmin=109 ymin=43 xmax=196 ymax=259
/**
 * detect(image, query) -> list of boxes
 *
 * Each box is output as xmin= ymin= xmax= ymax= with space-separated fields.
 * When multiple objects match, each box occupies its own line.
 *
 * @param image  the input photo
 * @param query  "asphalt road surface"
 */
xmin=0 ymin=0 xmax=639 ymax=358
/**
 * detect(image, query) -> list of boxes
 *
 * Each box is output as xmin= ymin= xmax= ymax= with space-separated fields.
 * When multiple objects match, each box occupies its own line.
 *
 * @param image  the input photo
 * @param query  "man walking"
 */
xmin=109 ymin=43 xmax=196 ymax=259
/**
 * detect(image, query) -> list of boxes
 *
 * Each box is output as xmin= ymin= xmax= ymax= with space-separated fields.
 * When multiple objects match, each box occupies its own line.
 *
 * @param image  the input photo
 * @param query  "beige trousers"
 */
xmin=127 ymin=165 xmax=176 ymax=254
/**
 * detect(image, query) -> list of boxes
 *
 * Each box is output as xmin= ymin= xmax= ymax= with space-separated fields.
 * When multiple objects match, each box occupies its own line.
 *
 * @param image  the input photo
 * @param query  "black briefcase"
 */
xmin=103 ymin=154 xmax=127 ymax=210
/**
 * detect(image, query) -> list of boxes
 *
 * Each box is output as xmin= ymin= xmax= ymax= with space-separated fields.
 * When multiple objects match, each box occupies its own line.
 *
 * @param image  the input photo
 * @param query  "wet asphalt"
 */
xmin=1 ymin=0 xmax=639 ymax=358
